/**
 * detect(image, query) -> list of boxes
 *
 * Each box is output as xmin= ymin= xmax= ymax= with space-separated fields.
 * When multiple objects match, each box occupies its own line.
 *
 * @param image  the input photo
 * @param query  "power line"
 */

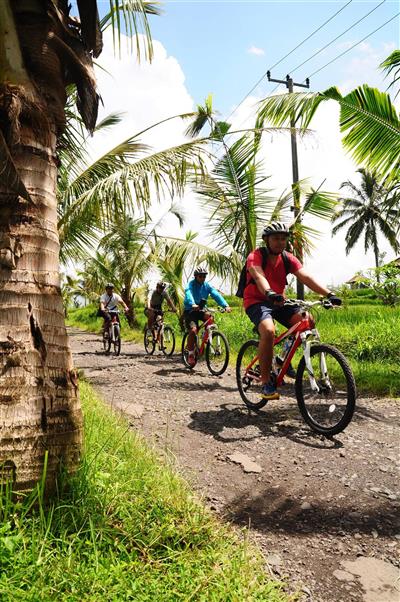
xmin=226 ymin=1 xmax=395 ymax=134
xmin=307 ymin=11 xmax=400 ymax=79
xmin=289 ymin=0 xmax=386 ymax=74
xmin=225 ymin=0 xmax=354 ymax=122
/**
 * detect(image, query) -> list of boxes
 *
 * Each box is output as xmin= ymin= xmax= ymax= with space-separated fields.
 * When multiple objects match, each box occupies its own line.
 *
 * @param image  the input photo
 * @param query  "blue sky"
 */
xmin=147 ymin=0 xmax=398 ymax=115
xmin=91 ymin=0 xmax=399 ymax=119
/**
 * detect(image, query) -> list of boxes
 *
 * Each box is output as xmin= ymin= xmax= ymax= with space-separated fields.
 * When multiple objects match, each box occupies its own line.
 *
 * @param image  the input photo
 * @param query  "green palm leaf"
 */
xmin=257 ymin=81 xmax=400 ymax=180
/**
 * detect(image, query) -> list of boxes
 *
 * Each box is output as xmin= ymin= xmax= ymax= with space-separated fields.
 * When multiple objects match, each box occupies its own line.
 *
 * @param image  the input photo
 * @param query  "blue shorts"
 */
xmin=246 ymin=302 xmax=300 ymax=329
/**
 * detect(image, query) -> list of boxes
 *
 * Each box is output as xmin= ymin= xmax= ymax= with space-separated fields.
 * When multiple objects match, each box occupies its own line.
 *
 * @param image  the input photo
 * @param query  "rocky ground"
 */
xmin=70 ymin=328 xmax=400 ymax=602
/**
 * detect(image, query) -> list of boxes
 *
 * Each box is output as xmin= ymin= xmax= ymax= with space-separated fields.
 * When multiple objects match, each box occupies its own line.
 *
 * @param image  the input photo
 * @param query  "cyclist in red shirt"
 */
xmin=244 ymin=222 xmax=341 ymax=401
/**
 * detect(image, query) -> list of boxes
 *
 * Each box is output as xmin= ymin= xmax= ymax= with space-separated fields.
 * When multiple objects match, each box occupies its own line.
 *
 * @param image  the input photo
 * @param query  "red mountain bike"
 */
xmin=236 ymin=299 xmax=357 ymax=436
xmin=144 ymin=310 xmax=175 ymax=356
xmin=181 ymin=307 xmax=230 ymax=376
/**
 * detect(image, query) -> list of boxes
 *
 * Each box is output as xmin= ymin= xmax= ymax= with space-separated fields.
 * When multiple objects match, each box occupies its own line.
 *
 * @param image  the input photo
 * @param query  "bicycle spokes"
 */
xmin=205 ymin=331 xmax=229 ymax=376
xmin=296 ymin=343 xmax=356 ymax=435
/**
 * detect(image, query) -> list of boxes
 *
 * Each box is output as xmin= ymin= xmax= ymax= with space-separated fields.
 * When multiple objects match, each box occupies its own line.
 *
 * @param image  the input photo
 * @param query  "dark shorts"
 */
xmin=246 ymin=302 xmax=300 ymax=329
xmin=99 ymin=309 xmax=120 ymax=323
xmin=183 ymin=309 xmax=207 ymax=330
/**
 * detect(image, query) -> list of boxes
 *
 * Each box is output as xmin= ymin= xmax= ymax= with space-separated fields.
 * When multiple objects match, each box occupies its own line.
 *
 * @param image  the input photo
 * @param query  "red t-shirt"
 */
xmin=243 ymin=249 xmax=302 ymax=310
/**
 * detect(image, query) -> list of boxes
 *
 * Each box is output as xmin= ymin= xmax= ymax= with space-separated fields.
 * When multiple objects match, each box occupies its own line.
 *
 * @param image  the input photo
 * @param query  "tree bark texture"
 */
xmin=0 ymin=125 xmax=83 ymax=491
xmin=0 ymin=0 xmax=101 ymax=491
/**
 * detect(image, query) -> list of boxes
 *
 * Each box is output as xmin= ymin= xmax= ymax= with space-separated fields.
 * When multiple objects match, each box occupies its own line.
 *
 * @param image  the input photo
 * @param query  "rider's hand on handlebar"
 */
xmin=327 ymin=292 xmax=342 ymax=306
xmin=192 ymin=304 xmax=200 ymax=310
xmin=265 ymin=290 xmax=285 ymax=306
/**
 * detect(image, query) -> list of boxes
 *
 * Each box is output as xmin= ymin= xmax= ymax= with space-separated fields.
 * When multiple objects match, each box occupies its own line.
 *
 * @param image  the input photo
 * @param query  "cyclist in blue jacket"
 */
xmin=183 ymin=266 xmax=231 ymax=366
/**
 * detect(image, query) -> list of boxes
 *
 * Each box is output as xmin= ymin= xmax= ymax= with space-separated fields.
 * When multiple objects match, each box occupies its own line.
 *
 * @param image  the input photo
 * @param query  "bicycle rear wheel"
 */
xmin=236 ymin=339 xmax=267 ymax=410
xmin=144 ymin=328 xmax=155 ymax=355
xmin=112 ymin=323 xmax=121 ymax=356
xmin=206 ymin=330 xmax=229 ymax=376
xmin=161 ymin=326 xmax=175 ymax=356
xmin=295 ymin=343 xmax=356 ymax=436
xmin=181 ymin=332 xmax=199 ymax=369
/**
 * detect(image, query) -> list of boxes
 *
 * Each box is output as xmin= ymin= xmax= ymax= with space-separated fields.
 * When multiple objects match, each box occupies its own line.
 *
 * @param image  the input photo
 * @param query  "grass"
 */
xmin=67 ymin=302 xmax=400 ymax=397
xmin=0 ymin=382 xmax=288 ymax=601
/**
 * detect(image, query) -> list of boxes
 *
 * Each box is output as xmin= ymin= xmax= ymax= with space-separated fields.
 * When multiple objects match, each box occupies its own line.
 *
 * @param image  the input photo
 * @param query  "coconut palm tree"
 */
xmin=196 ymin=133 xmax=338 ymax=263
xmin=0 ymin=1 xmax=160 ymax=491
xmin=333 ymin=169 xmax=400 ymax=274
xmin=58 ymin=108 xmax=208 ymax=265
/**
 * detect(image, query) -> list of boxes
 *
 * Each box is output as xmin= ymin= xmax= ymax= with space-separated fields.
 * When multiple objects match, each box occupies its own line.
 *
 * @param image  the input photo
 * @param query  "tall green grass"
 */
xmin=67 ymin=303 xmax=400 ymax=397
xmin=0 ymin=383 xmax=288 ymax=601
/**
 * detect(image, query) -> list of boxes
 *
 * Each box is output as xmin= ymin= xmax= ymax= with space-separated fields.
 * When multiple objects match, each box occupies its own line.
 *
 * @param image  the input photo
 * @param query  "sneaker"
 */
xmin=260 ymin=382 xmax=280 ymax=401
xmin=188 ymin=353 xmax=196 ymax=368
xmin=276 ymin=356 xmax=296 ymax=379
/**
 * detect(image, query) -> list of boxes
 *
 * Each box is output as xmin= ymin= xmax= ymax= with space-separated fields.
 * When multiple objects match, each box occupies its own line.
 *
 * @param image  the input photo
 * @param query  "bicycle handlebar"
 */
xmin=284 ymin=298 xmax=336 ymax=309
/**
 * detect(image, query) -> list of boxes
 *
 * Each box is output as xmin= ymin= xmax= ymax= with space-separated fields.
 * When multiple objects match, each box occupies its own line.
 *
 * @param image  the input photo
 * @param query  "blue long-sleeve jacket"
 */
xmin=183 ymin=279 xmax=228 ymax=311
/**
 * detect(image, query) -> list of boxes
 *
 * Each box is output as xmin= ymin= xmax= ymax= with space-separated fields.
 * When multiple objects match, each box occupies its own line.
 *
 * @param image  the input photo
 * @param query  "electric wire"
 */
xmin=225 ymin=0 xmax=354 ymax=123
xmin=226 ymin=3 xmax=397 ymax=138
xmin=289 ymin=0 xmax=386 ymax=74
xmin=307 ymin=11 xmax=400 ymax=79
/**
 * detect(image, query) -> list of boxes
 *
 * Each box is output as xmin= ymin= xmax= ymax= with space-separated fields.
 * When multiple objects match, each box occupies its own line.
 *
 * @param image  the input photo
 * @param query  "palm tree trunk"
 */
xmin=373 ymin=236 xmax=380 ymax=282
xmin=0 ymin=123 xmax=82 ymax=492
xmin=121 ymin=287 xmax=137 ymax=328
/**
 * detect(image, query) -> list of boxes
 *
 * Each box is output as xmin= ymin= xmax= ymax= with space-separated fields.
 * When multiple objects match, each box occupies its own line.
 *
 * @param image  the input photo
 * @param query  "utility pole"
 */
xmin=267 ymin=72 xmax=310 ymax=299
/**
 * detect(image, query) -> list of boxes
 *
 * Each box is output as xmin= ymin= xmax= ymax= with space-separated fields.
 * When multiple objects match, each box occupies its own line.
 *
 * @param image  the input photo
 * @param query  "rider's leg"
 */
xmin=147 ymin=308 xmax=155 ymax=330
xmin=258 ymin=318 xmax=275 ymax=385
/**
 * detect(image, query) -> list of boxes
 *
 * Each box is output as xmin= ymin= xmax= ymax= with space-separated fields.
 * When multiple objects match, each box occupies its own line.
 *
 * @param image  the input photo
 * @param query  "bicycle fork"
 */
xmin=301 ymin=331 xmax=331 ymax=393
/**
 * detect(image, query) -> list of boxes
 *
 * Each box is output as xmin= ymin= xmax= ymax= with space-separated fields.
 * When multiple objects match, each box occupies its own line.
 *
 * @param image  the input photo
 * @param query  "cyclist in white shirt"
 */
xmin=99 ymin=283 xmax=128 ymax=334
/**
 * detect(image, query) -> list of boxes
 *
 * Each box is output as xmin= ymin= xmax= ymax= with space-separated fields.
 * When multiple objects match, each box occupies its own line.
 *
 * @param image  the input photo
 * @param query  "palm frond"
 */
xmin=100 ymin=1 xmax=161 ymax=62
xmin=256 ymin=84 xmax=400 ymax=180
xmin=380 ymin=50 xmax=400 ymax=92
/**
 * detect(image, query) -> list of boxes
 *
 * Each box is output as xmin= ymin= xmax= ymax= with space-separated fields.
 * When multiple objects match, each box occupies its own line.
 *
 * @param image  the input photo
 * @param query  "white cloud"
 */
xmin=337 ymin=40 xmax=396 ymax=93
xmin=247 ymin=45 xmax=265 ymax=56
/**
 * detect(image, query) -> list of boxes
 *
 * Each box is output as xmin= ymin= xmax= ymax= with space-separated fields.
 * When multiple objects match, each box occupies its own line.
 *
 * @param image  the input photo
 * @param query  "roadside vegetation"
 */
xmin=67 ymin=289 xmax=400 ymax=397
xmin=0 ymin=382 xmax=288 ymax=602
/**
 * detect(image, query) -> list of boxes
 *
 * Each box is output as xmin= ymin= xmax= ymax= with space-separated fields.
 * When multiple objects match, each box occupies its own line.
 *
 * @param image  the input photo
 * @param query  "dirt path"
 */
xmin=70 ymin=328 xmax=400 ymax=602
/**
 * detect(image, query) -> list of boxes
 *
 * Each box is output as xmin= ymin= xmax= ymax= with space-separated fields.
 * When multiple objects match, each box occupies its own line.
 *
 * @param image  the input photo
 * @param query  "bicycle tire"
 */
xmin=161 ymin=325 xmax=175 ymax=357
xmin=295 ymin=343 xmax=356 ymax=436
xmin=236 ymin=339 xmax=267 ymax=410
xmin=144 ymin=328 xmax=155 ymax=355
xmin=181 ymin=332 xmax=199 ymax=369
xmin=206 ymin=330 xmax=229 ymax=376
xmin=113 ymin=324 xmax=121 ymax=356
xmin=103 ymin=331 xmax=111 ymax=354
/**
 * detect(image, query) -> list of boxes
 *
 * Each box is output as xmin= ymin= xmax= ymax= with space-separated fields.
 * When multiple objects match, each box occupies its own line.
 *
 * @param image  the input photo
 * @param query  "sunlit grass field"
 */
xmin=67 ymin=300 xmax=400 ymax=397
xmin=0 ymin=383 xmax=288 ymax=601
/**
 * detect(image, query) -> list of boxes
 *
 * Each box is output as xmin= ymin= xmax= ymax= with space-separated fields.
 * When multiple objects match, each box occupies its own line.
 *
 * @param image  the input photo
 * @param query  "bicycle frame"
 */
xmin=194 ymin=314 xmax=216 ymax=356
xmin=244 ymin=307 xmax=326 ymax=391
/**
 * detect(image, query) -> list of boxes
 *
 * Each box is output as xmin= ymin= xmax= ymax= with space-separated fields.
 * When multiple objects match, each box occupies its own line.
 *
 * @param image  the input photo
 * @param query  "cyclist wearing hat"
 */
xmin=244 ymin=222 xmax=341 ymax=401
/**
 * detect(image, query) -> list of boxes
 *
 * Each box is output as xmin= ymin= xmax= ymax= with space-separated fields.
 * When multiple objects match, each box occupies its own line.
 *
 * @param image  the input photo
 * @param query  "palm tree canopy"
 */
xmin=57 ymin=107 xmax=209 ymax=263
xmin=257 ymin=81 xmax=400 ymax=181
xmin=333 ymin=168 xmax=399 ymax=265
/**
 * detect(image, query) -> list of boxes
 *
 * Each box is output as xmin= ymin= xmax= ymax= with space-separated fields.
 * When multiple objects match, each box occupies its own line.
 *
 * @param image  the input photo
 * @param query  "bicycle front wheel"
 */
xmin=206 ymin=331 xmax=229 ymax=376
xmin=161 ymin=326 xmax=175 ymax=356
xmin=181 ymin=332 xmax=199 ymax=369
xmin=144 ymin=328 xmax=155 ymax=355
xmin=103 ymin=331 xmax=111 ymax=354
xmin=295 ymin=343 xmax=356 ymax=436
xmin=112 ymin=324 xmax=121 ymax=356
xmin=236 ymin=339 xmax=267 ymax=410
